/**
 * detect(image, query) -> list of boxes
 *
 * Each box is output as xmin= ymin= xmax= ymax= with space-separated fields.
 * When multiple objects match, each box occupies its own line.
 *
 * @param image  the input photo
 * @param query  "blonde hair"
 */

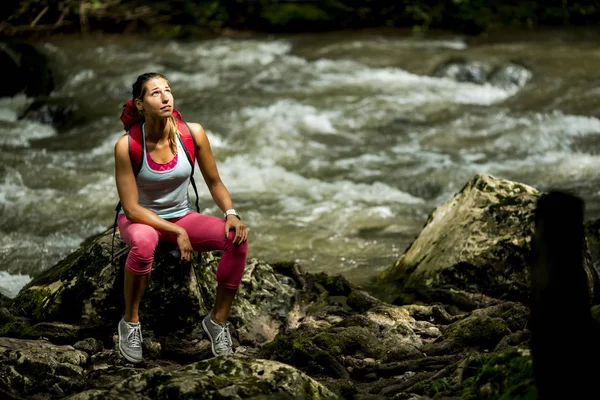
xmin=167 ymin=115 xmax=179 ymax=155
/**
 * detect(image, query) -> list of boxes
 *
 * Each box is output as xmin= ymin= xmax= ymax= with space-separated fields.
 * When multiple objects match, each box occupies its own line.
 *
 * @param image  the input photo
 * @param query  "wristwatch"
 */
xmin=224 ymin=209 xmax=241 ymax=220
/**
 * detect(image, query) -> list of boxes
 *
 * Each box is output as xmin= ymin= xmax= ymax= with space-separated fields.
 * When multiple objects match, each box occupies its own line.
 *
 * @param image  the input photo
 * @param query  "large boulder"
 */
xmin=9 ymin=229 xmax=298 ymax=346
xmin=376 ymin=173 xmax=600 ymax=308
xmin=0 ymin=39 xmax=54 ymax=98
xmin=10 ymin=230 xmax=207 ymax=338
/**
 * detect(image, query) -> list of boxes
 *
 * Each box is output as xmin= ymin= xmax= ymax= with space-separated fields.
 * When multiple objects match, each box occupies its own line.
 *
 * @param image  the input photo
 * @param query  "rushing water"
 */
xmin=1 ymin=27 xmax=600 ymax=298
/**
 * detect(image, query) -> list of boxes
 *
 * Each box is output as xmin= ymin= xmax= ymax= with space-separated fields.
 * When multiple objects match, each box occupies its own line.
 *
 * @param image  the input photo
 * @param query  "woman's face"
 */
xmin=137 ymin=77 xmax=173 ymax=119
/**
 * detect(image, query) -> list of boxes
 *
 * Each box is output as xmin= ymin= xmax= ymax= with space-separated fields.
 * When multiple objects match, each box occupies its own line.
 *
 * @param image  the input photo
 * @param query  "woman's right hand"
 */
xmin=176 ymin=228 xmax=194 ymax=264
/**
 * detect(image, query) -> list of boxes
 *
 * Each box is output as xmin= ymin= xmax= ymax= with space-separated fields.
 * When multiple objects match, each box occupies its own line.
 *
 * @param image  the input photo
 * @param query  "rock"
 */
xmin=0 ymin=292 xmax=11 ymax=306
xmin=10 ymin=229 xmax=208 ymax=339
xmin=487 ymin=62 xmax=532 ymax=90
xmin=18 ymin=96 xmax=90 ymax=133
xmin=258 ymin=302 xmax=429 ymax=382
xmin=0 ymin=316 xmax=83 ymax=344
xmin=433 ymin=58 xmax=492 ymax=84
xmin=347 ymin=289 xmax=383 ymax=313
xmin=73 ymin=337 xmax=104 ymax=355
xmin=0 ymin=337 xmax=88 ymax=399
xmin=65 ymin=355 xmax=340 ymax=399
xmin=0 ymin=39 xmax=54 ymax=98
xmin=314 ymin=272 xmax=352 ymax=296
xmin=230 ymin=257 xmax=299 ymax=347
xmin=433 ymin=59 xmax=532 ymax=91
xmin=9 ymin=230 xmax=299 ymax=348
xmin=376 ymin=173 xmax=600 ymax=308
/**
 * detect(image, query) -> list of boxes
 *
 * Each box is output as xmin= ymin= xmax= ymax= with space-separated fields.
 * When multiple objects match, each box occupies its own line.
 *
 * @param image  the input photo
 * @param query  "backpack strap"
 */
xmin=177 ymin=119 xmax=196 ymax=165
xmin=128 ymin=124 xmax=144 ymax=177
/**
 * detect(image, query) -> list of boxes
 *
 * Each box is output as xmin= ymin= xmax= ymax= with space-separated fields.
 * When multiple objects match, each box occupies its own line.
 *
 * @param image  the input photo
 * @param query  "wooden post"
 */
xmin=529 ymin=191 xmax=595 ymax=398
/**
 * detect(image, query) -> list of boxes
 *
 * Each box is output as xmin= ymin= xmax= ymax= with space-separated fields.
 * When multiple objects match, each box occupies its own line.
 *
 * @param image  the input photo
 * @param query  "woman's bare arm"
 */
xmin=189 ymin=122 xmax=248 ymax=244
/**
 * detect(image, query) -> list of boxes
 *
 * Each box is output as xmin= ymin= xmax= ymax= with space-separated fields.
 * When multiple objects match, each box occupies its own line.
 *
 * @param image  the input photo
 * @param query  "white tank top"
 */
xmin=134 ymin=124 xmax=193 ymax=219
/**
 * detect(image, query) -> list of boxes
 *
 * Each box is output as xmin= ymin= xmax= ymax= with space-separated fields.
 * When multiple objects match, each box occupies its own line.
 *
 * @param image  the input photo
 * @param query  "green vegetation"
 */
xmin=456 ymin=349 xmax=536 ymax=400
xmin=12 ymin=288 xmax=52 ymax=321
xmin=1 ymin=0 xmax=599 ymax=38
xmin=423 ymin=349 xmax=536 ymax=399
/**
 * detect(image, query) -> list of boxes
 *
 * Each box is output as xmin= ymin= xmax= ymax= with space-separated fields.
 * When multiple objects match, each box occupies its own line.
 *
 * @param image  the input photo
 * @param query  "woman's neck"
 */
xmin=143 ymin=117 xmax=169 ymax=142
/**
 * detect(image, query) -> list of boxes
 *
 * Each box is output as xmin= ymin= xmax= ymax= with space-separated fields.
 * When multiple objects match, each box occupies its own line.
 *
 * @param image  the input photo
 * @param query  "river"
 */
xmin=1 ymin=27 xmax=600 ymax=297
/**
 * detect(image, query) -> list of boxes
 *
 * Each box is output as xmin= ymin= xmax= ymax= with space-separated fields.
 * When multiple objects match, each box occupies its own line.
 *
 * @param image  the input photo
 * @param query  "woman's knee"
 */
xmin=216 ymin=237 xmax=248 ymax=288
xmin=130 ymin=234 xmax=159 ymax=260
xmin=233 ymin=239 xmax=248 ymax=255
xmin=125 ymin=233 xmax=158 ymax=274
xmin=224 ymin=231 xmax=249 ymax=253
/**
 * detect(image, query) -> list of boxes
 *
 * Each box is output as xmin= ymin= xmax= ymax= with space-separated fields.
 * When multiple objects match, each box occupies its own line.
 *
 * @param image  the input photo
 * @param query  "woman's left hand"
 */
xmin=225 ymin=216 xmax=248 ymax=245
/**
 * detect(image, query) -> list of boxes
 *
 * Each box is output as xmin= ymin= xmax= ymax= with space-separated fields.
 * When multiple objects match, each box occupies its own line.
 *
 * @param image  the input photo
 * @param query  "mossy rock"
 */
xmin=451 ymin=349 xmax=536 ymax=400
xmin=67 ymin=355 xmax=340 ymax=399
xmin=376 ymin=174 xmax=600 ymax=308
xmin=258 ymin=326 xmax=349 ymax=379
xmin=10 ymin=229 xmax=209 ymax=338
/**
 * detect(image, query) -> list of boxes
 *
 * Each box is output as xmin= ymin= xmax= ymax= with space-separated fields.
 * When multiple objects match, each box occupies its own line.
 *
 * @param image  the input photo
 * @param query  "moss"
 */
xmin=591 ymin=304 xmax=600 ymax=322
xmin=305 ymin=283 xmax=330 ymax=315
xmin=313 ymin=333 xmax=347 ymax=356
xmin=0 ymin=319 xmax=29 ymax=337
xmin=424 ymin=349 xmax=535 ymax=399
xmin=13 ymin=288 xmax=51 ymax=321
xmin=259 ymin=329 xmax=312 ymax=361
xmin=0 ymin=318 xmax=80 ymax=343
xmin=429 ymin=377 xmax=452 ymax=394
xmin=459 ymin=349 xmax=536 ymax=400
xmin=493 ymin=194 xmax=521 ymax=207
xmin=12 ymin=235 xmax=119 ymax=324
xmin=23 ymin=248 xmax=86 ymax=289
xmin=271 ymin=261 xmax=302 ymax=284
xmin=445 ymin=315 xmax=511 ymax=350
xmin=314 ymin=273 xmax=351 ymax=296
xmin=60 ymin=248 xmax=117 ymax=324
xmin=31 ymin=322 xmax=80 ymax=343
xmin=258 ymin=328 xmax=335 ymax=376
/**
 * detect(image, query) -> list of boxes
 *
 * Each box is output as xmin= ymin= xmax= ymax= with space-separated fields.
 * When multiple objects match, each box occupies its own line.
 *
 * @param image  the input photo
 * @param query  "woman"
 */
xmin=114 ymin=72 xmax=248 ymax=363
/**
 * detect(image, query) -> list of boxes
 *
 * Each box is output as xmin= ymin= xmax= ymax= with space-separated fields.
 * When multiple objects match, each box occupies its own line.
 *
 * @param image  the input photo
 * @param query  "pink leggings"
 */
xmin=117 ymin=212 xmax=248 ymax=289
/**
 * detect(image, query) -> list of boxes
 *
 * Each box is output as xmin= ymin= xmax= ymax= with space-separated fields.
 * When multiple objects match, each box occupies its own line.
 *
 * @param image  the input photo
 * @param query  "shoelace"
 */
xmin=127 ymin=324 xmax=142 ymax=348
xmin=214 ymin=323 xmax=233 ymax=354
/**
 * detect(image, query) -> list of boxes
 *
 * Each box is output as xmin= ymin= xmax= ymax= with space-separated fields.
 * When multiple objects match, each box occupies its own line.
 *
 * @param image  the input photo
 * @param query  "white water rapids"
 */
xmin=1 ymin=28 xmax=600 ymax=297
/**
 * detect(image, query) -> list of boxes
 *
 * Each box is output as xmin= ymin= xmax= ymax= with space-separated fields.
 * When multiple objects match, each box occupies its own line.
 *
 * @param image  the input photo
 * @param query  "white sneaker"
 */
xmin=118 ymin=318 xmax=143 ymax=363
xmin=202 ymin=314 xmax=233 ymax=357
